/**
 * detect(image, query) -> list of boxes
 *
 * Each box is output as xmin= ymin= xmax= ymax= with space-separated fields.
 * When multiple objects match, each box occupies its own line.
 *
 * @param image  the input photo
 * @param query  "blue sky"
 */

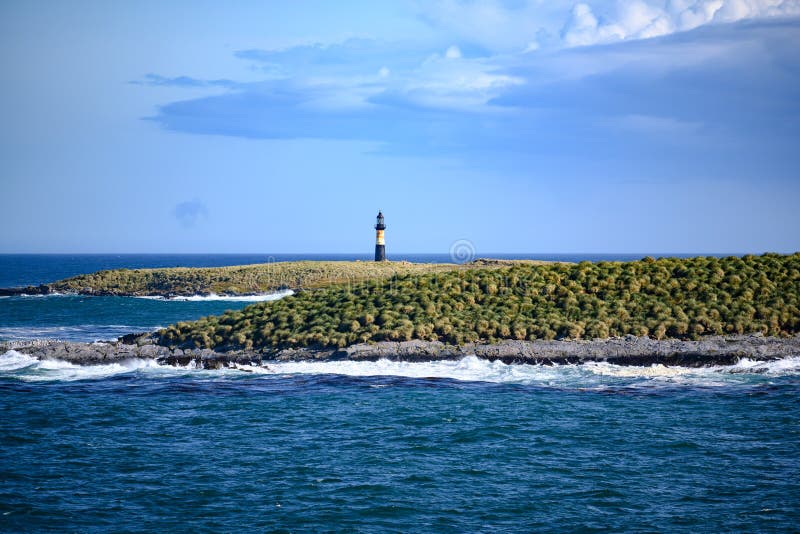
xmin=1 ymin=0 xmax=798 ymax=254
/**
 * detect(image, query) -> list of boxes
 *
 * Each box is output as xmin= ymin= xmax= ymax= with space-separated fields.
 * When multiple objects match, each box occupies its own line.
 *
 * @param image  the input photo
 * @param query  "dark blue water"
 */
xmin=1 ymin=364 xmax=798 ymax=532
xmin=0 ymin=295 xmax=258 ymax=342
xmin=2 ymin=254 xmax=798 ymax=531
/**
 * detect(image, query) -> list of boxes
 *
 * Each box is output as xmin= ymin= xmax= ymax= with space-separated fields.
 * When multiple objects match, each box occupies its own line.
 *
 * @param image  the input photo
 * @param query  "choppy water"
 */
xmin=0 ymin=292 xmax=293 ymax=342
xmin=1 ymin=254 xmax=798 ymax=531
xmin=1 ymin=351 xmax=799 ymax=531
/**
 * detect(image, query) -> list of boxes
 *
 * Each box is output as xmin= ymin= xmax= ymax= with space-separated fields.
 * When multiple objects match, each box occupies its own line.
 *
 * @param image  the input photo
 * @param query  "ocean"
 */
xmin=1 ymin=254 xmax=798 ymax=531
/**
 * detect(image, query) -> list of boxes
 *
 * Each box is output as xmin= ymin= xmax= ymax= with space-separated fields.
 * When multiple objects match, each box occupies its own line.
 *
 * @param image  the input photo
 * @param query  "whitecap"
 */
xmin=236 ymin=357 xmax=652 ymax=387
xmin=584 ymin=362 xmax=689 ymax=378
xmin=239 ymin=355 xmax=800 ymax=389
xmin=133 ymin=289 xmax=294 ymax=302
xmin=28 ymin=358 xmax=164 ymax=382
xmin=0 ymin=351 xmax=177 ymax=382
xmin=0 ymin=350 xmax=39 ymax=371
xmin=724 ymin=355 xmax=800 ymax=374
xmin=3 ymin=351 xmax=798 ymax=388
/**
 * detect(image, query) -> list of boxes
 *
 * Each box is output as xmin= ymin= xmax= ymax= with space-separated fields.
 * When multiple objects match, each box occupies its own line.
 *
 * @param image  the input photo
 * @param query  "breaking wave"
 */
xmin=0 ymin=350 xmax=167 ymax=381
xmin=6 ymin=292 xmax=69 ymax=298
xmin=244 ymin=355 xmax=800 ymax=389
xmin=2 ymin=350 xmax=798 ymax=388
xmin=134 ymin=290 xmax=294 ymax=302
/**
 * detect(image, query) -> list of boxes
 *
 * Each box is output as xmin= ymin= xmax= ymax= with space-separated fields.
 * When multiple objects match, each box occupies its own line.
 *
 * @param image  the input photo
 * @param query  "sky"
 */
xmin=1 ymin=0 xmax=799 ymax=254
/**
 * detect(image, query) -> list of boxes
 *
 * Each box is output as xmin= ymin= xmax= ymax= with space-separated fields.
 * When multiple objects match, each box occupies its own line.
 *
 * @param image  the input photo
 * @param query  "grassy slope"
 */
xmin=48 ymin=259 xmax=559 ymax=296
xmin=157 ymin=253 xmax=800 ymax=350
xmin=49 ymin=261 xmax=462 ymax=296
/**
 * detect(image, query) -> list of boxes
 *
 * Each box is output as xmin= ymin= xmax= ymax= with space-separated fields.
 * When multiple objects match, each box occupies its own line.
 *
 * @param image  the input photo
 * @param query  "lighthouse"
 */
xmin=374 ymin=211 xmax=386 ymax=262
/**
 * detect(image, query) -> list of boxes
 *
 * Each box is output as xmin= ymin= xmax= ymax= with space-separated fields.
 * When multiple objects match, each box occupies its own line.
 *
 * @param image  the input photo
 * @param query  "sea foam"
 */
xmin=242 ymin=355 xmax=800 ymax=389
xmin=2 ymin=350 xmax=798 ymax=387
xmin=0 ymin=350 xmax=38 ymax=371
xmin=134 ymin=290 xmax=294 ymax=302
xmin=0 ymin=350 xmax=175 ymax=381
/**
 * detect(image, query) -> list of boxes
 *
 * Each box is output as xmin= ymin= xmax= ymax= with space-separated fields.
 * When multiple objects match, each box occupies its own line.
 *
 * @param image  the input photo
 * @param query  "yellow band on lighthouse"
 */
xmin=376 ymin=229 xmax=385 ymax=245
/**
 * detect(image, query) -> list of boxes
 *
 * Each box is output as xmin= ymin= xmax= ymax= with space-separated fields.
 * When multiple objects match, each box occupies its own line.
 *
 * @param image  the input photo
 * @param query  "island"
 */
xmin=4 ymin=253 xmax=799 ymax=368
xmin=0 ymin=258 xmax=549 ymax=297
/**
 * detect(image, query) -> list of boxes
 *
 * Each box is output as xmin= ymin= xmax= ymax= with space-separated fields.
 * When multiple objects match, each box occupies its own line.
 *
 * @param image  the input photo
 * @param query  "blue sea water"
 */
xmin=1 ymin=254 xmax=798 ymax=531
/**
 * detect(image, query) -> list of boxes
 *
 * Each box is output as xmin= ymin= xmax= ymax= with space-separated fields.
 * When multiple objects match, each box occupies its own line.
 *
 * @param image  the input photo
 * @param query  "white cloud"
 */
xmin=416 ymin=0 xmax=800 ymax=52
xmin=396 ymin=53 xmax=524 ymax=109
xmin=445 ymin=45 xmax=462 ymax=58
xmin=563 ymin=0 xmax=800 ymax=47
xmin=234 ymin=41 xmax=525 ymax=113
xmin=416 ymin=0 xmax=576 ymax=51
xmin=187 ymin=2 xmax=799 ymax=116
xmin=524 ymin=40 xmax=541 ymax=52
xmin=563 ymin=1 xmax=675 ymax=46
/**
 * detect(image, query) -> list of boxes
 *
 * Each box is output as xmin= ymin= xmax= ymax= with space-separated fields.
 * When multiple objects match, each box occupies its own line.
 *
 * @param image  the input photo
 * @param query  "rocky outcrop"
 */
xmin=0 ymin=284 xmax=51 ymax=296
xmin=3 ymin=333 xmax=799 ymax=369
xmin=324 ymin=334 xmax=800 ymax=366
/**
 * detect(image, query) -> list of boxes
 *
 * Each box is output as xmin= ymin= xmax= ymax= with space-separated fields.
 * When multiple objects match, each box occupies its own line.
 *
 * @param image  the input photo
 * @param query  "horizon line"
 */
xmin=0 ymin=251 xmax=795 ymax=256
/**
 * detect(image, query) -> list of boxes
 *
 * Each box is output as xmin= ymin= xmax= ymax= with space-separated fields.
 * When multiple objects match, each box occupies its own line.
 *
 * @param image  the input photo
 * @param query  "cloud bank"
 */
xmin=131 ymin=2 xmax=799 ymax=188
xmin=414 ymin=0 xmax=800 ymax=51
xmin=562 ymin=0 xmax=800 ymax=47
xmin=142 ymin=19 xmax=798 ymax=150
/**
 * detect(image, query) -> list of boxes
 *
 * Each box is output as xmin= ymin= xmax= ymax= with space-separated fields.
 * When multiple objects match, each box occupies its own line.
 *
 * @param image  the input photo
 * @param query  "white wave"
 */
xmin=0 ymin=350 xmax=39 ymax=371
xmin=2 ymin=351 xmax=798 ymax=387
xmin=12 ymin=292 xmax=69 ymax=298
xmin=0 ymin=350 xmax=179 ymax=381
xmin=584 ymin=362 xmax=689 ymax=378
xmin=727 ymin=356 xmax=800 ymax=375
xmin=240 ymin=355 xmax=800 ymax=388
xmin=134 ymin=289 xmax=294 ymax=302
xmin=243 ymin=356 xmax=554 ymax=383
xmin=31 ymin=358 xmax=166 ymax=382
xmin=244 ymin=357 xmax=626 ymax=387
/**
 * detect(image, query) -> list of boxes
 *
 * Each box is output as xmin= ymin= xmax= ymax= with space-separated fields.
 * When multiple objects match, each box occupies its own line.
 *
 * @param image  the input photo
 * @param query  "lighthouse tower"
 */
xmin=374 ymin=211 xmax=386 ymax=262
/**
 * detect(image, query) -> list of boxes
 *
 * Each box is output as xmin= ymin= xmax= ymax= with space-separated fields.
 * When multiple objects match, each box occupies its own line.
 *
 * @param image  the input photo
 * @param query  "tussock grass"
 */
xmin=156 ymin=253 xmax=800 ymax=350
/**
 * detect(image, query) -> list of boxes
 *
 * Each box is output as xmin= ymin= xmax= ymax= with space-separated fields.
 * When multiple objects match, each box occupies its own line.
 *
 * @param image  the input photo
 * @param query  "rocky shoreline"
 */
xmin=0 ymin=284 xmax=53 ymax=296
xmin=3 ymin=334 xmax=799 ymax=369
xmin=0 ymin=286 xmax=267 ymax=298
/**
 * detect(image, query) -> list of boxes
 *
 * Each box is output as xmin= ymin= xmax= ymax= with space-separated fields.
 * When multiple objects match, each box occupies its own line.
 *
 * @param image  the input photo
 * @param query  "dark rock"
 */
xmin=0 ymin=284 xmax=52 ymax=296
xmin=6 ymin=334 xmax=800 ymax=369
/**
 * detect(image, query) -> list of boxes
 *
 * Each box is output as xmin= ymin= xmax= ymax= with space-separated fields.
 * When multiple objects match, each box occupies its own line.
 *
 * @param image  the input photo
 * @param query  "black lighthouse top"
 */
xmin=375 ymin=211 xmax=386 ymax=230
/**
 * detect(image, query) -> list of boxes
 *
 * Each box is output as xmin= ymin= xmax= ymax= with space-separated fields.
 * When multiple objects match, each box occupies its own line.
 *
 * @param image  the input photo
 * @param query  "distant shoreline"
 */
xmin=4 ymin=334 xmax=799 ymax=369
xmin=0 ymin=259 xmax=550 ymax=298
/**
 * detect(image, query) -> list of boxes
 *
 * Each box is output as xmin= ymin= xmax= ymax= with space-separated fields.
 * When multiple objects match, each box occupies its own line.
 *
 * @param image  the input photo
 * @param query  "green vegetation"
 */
xmin=49 ymin=261 xmax=466 ymax=296
xmin=157 ymin=253 xmax=800 ymax=350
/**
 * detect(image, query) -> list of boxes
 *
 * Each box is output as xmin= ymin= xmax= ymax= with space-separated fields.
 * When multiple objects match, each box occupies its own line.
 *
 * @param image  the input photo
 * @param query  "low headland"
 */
xmin=3 ymin=253 xmax=799 ymax=368
xmin=0 ymin=258 xmax=543 ymax=297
